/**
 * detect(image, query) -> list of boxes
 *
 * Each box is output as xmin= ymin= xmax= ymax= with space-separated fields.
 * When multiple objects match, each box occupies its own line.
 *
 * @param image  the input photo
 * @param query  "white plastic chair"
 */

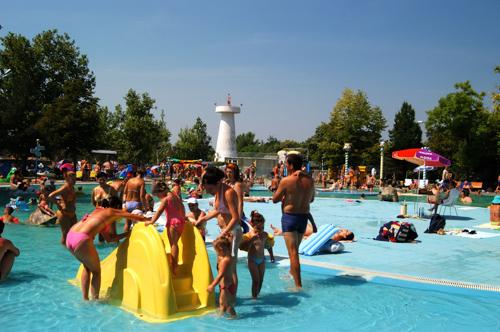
xmin=438 ymin=189 xmax=460 ymax=216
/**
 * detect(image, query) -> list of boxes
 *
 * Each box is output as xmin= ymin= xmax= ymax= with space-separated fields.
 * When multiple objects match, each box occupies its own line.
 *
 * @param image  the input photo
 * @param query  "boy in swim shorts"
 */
xmin=207 ymin=236 xmax=237 ymax=318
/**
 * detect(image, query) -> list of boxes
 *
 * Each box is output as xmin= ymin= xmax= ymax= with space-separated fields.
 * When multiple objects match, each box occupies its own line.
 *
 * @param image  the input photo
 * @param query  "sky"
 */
xmin=2 ymin=0 xmax=499 ymax=144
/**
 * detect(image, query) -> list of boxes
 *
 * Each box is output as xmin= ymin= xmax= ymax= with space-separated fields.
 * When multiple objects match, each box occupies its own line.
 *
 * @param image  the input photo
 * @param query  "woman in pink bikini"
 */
xmin=147 ymin=181 xmax=186 ymax=275
xmin=66 ymin=197 xmax=149 ymax=300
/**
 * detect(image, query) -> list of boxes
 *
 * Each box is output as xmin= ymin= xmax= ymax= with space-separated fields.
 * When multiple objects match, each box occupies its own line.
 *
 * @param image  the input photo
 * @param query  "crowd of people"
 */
xmin=0 ymin=154 xmax=359 ymax=319
xmin=9 ymin=155 xmax=494 ymax=319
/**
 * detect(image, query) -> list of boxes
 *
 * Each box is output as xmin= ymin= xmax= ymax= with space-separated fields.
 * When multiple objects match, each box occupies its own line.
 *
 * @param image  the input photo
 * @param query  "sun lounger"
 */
xmin=470 ymin=182 xmax=483 ymax=192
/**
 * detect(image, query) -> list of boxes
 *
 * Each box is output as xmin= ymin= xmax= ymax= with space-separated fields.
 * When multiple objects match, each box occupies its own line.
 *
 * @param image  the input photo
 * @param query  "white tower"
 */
xmin=214 ymin=94 xmax=240 ymax=162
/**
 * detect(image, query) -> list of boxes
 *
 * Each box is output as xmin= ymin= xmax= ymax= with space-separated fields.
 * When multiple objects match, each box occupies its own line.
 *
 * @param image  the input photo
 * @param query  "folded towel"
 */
xmin=448 ymin=231 xmax=500 ymax=239
xmin=476 ymin=223 xmax=500 ymax=230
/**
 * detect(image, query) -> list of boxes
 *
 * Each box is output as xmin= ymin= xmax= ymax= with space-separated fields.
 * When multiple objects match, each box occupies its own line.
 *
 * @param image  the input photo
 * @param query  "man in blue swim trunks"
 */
xmin=272 ymin=154 xmax=314 ymax=289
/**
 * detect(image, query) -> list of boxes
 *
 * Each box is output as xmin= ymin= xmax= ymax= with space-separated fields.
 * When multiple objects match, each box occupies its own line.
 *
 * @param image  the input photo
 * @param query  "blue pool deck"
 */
xmin=203 ymin=198 xmax=500 ymax=293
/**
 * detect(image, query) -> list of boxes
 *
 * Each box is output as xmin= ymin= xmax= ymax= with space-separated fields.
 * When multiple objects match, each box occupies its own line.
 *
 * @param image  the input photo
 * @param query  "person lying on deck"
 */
xmin=270 ymin=221 xmax=355 ymax=242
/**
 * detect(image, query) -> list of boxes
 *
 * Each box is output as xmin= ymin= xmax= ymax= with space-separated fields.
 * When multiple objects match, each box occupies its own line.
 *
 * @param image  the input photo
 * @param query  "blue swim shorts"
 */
xmin=125 ymin=201 xmax=142 ymax=212
xmin=281 ymin=213 xmax=309 ymax=234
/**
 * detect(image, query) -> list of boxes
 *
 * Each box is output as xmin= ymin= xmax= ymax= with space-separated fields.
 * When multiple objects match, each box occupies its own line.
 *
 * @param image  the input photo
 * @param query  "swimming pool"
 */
xmin=1 ymin=185 xmax=499 ymax=332
xmin=313 ymin=190 xmax=495 ymax=208
xmin=248 ymin=186 xmax=495 ymax=208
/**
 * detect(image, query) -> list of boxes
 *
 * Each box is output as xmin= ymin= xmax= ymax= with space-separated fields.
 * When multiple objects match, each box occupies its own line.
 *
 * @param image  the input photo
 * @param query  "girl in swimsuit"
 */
xmin=241 ymin=211 xmax=270 ymax=299
xmin=92 ymin=173 xmax=119 ymax=242
xmin=0 ymin=207 xmax=20 ymax=224
xmin=66 ymin=197 xmax=149 ymax=300
xmin=147 ymin=181 xmax=186 ymax=275
xmin=196 ymin=166 xmax=242 ymax=295
xmin=91 ymin=173 xmax=117 ymax=207
xmin=122 ymin=170 xmax=147 ymax=232
xmin=207 ymin=236 xmax=237 ymax=318
xmin=48 ymin=171 xmax=77 ymax=244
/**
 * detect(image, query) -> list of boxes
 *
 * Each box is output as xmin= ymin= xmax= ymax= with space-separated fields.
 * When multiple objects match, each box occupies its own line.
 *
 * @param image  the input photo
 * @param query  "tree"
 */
xmin=35 ymin=79 xmax=100 ymax=161
xmin=34 ymin=30 xmax=98 ymax=160
xmin=259 ymin=136 xmax=281 ymax=153
xmin=173 ymin=117 xmax=214 ymax=160
xmin=493 ymin=66 xmax=500 ymax=113
xmin=0 ymin=32 xmax=44 ymax=158
xmin=236 ymin=132 xmax=259 ymax=152
xmin=389 ymin=102 xmax=422 ymax=150
xmin=0 ymin=30 xmax=98 ymax=160
xmin=307 ymin=88 xmax=387 ymax=168
xmin=155 ymin=110 xmax=172 ymax=161
xmin=426 ymin=81 xmax=497 ymax=181
xmin=96 ymin=105 xmax=125 ymax=152
xmin=116 ymin=89 xmax=168 ymax=163
xmin=236 ymin=132 xmax=304 ymax=154
xmin=492 ymin=67 xmax=500 ymax=169
xmin=387 ymin=102 xmax=422 ymax=178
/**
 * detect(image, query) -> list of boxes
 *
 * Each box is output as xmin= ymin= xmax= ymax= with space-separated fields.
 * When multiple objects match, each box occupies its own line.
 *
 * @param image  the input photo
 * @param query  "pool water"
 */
xmin=247 ymin=187 xmax=495 ymax=208
xmin=313 ymin=191 xmax=495 ymax=208
xmin=1 ymin=185 xmax=500 ymax=332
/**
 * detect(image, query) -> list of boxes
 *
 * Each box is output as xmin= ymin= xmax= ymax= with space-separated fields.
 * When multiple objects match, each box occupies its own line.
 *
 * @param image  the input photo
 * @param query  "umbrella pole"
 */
xmin=421 ymin=162 xmax=427 ymax=217
xmin=423 ymin=162 xmax=426 ymax=187
xmin=414 ymin=170 xmax=421 ymax=216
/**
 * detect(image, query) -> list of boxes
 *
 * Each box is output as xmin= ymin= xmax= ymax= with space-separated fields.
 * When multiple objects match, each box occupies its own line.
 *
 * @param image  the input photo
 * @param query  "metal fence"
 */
xmin=233 ymin=156 xmax=277 ymax=177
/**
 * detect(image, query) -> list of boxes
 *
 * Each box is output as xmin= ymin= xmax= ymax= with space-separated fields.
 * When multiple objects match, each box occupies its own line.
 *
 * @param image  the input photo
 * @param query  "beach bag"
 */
xmin=392 ymin=222 xmax=418 ymax=242
xmin=425 ymin=214 xmax=446 ymax=233
xmin=376 ymin=221 xmax=418 ymax=242
xmin=375 ymin=221 xmax=397 ymax=241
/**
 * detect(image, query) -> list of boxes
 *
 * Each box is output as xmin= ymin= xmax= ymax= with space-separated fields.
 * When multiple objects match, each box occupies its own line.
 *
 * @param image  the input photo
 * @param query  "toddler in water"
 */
xmin=241 ymin=210 xmax=272 ymax=299
xmin=207 ymin=236 xmax=237 ymax=318
xmin=0 ymin=207 xmax=19 ymax=224
xmin=38 ymin=193 xmax=56 ymax=217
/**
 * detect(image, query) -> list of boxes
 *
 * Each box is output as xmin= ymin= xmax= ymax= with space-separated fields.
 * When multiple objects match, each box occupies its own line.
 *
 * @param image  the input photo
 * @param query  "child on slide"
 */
xmin=207 ymin=236 xmax=237 ymax=318
xmin=240 ymin=211 xmax=273 ymax=299
xmin=147 ymin=181 xmax=186 ymax=275
xmin=66 ymin=197 xmax=149 ymax=300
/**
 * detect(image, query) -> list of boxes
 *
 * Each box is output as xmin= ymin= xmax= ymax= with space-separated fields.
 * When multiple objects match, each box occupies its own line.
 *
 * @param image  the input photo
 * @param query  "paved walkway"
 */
xmin=203 ymin=198 xmax=499 ymax=288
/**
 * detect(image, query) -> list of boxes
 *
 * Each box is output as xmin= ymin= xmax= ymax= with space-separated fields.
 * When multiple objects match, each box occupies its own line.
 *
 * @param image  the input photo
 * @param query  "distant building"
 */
xmin=214 ymin=94 xmax=241 ymax=162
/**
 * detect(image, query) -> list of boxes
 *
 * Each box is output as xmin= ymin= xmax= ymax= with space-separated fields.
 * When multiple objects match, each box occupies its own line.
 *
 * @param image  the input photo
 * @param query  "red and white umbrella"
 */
xmin=392 ymin=148 xmax=451 ymax=167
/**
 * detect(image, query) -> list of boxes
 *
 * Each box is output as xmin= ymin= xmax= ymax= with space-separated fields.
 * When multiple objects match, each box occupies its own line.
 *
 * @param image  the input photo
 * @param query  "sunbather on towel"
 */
xmin=270 ymin=221 xmax=354 ymax=242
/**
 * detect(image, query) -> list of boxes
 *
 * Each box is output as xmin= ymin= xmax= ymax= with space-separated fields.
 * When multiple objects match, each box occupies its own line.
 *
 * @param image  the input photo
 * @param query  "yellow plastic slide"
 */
xmin=71 ymin=222 xmax=215 ymax=323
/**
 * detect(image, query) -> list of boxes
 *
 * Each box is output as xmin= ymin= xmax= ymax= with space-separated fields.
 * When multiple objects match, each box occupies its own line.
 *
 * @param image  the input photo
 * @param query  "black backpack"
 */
xmin=395 ymin=222 xmax=419 ymax=242
xmin=425 ymin=214 xmax=446 ymax=233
